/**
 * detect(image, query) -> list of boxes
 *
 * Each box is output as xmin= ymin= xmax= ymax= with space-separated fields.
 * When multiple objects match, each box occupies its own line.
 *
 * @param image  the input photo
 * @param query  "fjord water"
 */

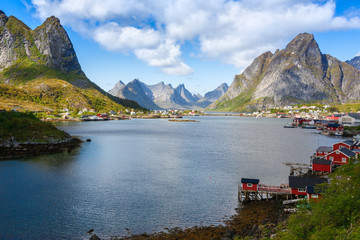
xmin=0 ymin=117 xmax=342 ymax=239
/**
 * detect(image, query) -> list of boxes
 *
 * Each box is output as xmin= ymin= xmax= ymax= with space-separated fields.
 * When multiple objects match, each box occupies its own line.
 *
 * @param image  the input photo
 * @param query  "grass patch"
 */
xmin=0 ymin=111 xmax=70 ymax=143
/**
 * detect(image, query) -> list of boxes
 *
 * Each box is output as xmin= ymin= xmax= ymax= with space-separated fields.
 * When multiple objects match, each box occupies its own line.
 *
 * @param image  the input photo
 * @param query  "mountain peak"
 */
xmin=0 ymin=10 xmax=8 ymax=27
xmin=284 ymin=32 xmax=319 ymax=54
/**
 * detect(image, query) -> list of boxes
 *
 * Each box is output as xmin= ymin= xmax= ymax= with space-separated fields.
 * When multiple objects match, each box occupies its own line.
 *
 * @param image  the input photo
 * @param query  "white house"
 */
xmin=339 ymin=113 xmax=360 ymax=126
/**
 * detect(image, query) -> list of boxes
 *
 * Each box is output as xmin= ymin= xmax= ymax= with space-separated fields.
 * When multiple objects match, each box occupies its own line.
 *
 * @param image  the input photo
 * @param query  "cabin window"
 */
xmin=298 ymin=188 xmax=306 ymax=192
xmin=342 ymin=158 xmax=347 ymax=163
xmin=329 ymin=157 xmax=334 ymax=161
xmin=247 ymin=183 xmax=253 ymax=187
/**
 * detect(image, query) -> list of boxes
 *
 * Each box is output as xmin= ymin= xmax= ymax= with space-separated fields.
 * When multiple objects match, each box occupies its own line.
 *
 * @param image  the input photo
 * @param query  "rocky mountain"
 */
xmin=0 ymin=10 xmax=141 ymax=111
xmin=211 ymin=33 xmax=360 ymax=111
xmin=346 ymin=56 xmax=360 ymax=71
xmin=204 ymin=83 xmax=228 ymax=102
xmin=109 ymin=80 xmax=228 ymax=109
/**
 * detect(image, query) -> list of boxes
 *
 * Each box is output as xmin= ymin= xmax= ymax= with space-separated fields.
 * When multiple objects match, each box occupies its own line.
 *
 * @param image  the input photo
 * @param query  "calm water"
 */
xmin=0 ymin=116 xmax=343 ymax=239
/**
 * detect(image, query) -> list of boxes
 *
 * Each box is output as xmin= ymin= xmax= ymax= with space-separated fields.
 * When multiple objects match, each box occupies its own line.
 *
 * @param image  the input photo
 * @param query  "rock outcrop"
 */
xmin=211 ymin=33 xmax=360 ymax=111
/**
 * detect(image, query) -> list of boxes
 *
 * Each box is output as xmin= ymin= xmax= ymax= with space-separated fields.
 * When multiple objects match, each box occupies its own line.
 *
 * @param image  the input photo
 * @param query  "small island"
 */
xmin=168 ymin=119 xmax=200 ymax=122
xmin=0 ymin=111 xmax=82 ymax=160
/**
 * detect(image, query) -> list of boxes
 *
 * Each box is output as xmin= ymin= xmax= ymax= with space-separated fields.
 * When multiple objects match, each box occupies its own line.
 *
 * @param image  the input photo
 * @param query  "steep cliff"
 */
xmin=212 ymin=33 xmax=360 ymax=111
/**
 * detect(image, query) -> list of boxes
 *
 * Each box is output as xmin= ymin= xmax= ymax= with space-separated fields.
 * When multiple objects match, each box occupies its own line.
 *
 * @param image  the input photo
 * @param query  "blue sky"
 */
xmin=2 ymin=0 xmax=360 ymax=95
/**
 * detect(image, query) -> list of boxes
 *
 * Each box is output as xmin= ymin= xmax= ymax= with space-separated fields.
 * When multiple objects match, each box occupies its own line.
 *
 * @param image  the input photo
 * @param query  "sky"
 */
xmin=2 ymin=0 xmax=360 ymax=95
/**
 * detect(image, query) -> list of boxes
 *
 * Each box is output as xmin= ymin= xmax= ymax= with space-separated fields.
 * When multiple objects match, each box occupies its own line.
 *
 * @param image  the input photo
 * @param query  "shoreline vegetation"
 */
xmin=0 ymin=111 xmax=82 ymax=160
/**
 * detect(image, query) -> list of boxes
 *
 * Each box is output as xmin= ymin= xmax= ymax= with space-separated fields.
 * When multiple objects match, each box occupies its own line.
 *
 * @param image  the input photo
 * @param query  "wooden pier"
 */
xmin=238 ymin=181 xmax=292 ymax=203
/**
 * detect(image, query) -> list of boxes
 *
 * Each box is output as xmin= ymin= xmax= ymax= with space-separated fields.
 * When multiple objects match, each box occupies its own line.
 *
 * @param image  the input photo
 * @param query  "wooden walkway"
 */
xmin=238 ymin=183 xmax=292 ymax=202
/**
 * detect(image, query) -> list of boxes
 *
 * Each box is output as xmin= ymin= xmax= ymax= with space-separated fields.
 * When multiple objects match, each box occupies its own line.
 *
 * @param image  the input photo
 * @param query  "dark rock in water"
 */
xmin=87 ymin=229 xmax=94 ymax=234
xmin=86 ymin=139 xmax=92 ymax=142
xmin=89 ymin=234 xmax=101 ymax=240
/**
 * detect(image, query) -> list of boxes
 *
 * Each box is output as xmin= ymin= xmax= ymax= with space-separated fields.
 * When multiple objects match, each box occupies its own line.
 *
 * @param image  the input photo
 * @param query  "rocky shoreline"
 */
xmin=0 ymin=137 xmax=83 ymax=160
xmin=89 ymin=200 xmax=288 ymax=240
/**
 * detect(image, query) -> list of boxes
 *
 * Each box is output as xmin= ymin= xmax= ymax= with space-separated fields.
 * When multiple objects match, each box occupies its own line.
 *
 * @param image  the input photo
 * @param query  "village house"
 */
xmin=333 ymin=140 xmax=355 ymax=150
xmin=325 ymin=147 xmax=356 ymax=165
xmin=326 ymin=114 xmax=343 ymax=121
xmin=315 ymin=146 xmax=333 ymax=157
xmin=240 ymin=178 xmax=259 ymax=191
xmin=338 ymin=113 xmax=360 ymax=126
xmin=306 ymin=186 xmax=322 ymax=202
xmin=325 ymin=123 xmax=344 ymax=136
xmin=312 ymin=157 xmax=332 ymax=173
xmin=288 ymin=176 xmax=327 ymax=196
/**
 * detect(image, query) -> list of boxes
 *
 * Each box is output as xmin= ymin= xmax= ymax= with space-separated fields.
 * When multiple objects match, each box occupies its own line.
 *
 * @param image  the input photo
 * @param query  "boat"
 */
xmin=302 ymin=125 xmax=316 ymax=129
xmin=284 ymin=124 xmax=295 ymax=128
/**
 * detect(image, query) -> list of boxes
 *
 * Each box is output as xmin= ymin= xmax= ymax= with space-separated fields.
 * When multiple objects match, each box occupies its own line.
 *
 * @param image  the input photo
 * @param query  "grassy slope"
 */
xmin=0 ymin=16 xmax=144 ymax=112
xmin=0 ymin=111 xmax=70 ymax=143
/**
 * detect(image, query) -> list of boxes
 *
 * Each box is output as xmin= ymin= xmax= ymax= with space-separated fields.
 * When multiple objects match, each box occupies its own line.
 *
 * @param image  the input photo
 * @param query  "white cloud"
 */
xmin=93 ymin=23 xmax=161 ymax=52
xmin=134 ymin=39 xmax=193 ymax=75
xmin=30 ymin=0 xmax=360 ymax=73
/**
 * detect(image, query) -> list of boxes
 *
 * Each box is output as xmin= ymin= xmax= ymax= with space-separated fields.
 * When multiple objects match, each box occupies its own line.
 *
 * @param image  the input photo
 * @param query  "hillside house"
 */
xmin=306 ymin=186 xmax=322 ymax=202
xmin=312 ymin=157 xmax=332 ymax=173
xmin=315 ymin=146 xmax=333 ymax=157
xmin=289 ymin=176 xmax=327 ymax=196
xmin=333 ymin=140 xmax=355 ymax=151
xmin=325 ymin=148 xmax=356 ymax=165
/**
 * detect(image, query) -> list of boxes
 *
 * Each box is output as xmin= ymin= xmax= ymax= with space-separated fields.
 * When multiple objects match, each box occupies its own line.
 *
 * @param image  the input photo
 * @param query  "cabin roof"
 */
xmin=241 ymin=178 xmax=259 ymax=184
xmin=313 ymin=158 xmax=332 ymax=165
xmin=347 ymin=113 xmax=360 ymax=120
xmin=316 ymin=146 xmax=333 ymax=152
xmin=339 ymin=148 xmax=356 ymax=158
xmin=342 ymin=140 xmax=355 ymax=146
xmin=327 ymin=123 xmax=342 ymax=128
xmin=288 ymin=176 xmax=327 ymax=189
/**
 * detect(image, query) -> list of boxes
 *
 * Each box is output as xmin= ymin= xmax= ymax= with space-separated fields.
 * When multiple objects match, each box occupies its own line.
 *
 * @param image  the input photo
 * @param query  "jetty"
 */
xmin=238 ymin=178 xmax=292 ymax=202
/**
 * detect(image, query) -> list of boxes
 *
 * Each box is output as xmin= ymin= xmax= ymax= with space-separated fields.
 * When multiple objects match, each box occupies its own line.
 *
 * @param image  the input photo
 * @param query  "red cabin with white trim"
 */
xmin=315 ymin=146 xmax=333 ymax=157
xmin=289 ymin=176 xmax=327 ymax=196
xmin=325 ymin=148 xmax=356 ymax=165
xmin=333 ymin=141 xmax=354 ymax=151
xmin=240 ymin=178 xmax=259 ymax=191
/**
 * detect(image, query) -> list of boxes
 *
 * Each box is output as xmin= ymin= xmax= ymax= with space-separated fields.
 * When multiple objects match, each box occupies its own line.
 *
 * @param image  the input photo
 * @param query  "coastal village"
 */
xmin=238 ymin=114 xmax=360 ymax=209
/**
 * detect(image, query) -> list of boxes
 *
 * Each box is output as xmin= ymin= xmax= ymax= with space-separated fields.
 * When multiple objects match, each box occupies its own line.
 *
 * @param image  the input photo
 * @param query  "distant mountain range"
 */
xmin=0 ymin=10 xmax=141 ymax=112
xmin=109 ymin=80 xmax=228 ymax=109
xmin=210 ymin=33 xmax=360 ymax=111
xmin=346 ymin=56 xmax=360 ymax=71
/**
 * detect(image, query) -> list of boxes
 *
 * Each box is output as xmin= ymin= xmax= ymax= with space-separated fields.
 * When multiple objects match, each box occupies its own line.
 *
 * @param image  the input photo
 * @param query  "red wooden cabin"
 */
xmin=315 ymin=146 xmax=333 ymax=157
xmin=306 ymin=186 xmax=322 ymax=202
xmin=240 ymin=178 xmax=259 ymax=191
xmin=288 ymin=176 xmax=327 ymax=196
xmin=312 ymin=158 xmax=332 ymax=173
xmin=325 ymin=148 xmax=356 ymax=165
xmin=326 ymin=123 xmax=344 ymax=133
xmin=333 ymin=140 xmax=354 ymax=151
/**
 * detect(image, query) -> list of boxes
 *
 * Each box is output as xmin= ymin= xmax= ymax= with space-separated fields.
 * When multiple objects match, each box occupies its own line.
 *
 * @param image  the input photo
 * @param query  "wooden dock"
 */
xmin=238 ymin=183 xmax=292 ymax=202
